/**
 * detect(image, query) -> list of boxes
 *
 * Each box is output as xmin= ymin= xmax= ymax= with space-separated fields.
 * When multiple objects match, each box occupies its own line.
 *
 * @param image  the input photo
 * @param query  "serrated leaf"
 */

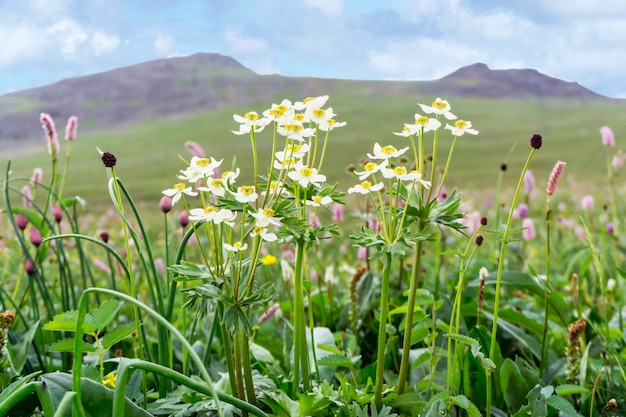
xmin=316 ymin=343 xmax=343 ymax=355
xmin=49 ymin=338 xmax=96 ymax=353
xmin=547 ymin=395 xmax=583 ymax=417
xmin=389 ymin=392 xmax=424 ymax=408
xmin=43 ymin=310 xmax=97 ymax=335
xmin=100 ymin=322 xmax=136 ymax=350
xmin=451 ymin=395 xmax=481 ymax=417
xmin=90 ymin=299 xmax=123 ymax=332
xmin=316 ymin=354 xmax=354 ymax=368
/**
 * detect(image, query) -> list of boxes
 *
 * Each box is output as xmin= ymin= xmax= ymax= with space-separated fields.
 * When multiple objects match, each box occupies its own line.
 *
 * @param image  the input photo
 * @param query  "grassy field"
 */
xmin=3 ymin=93 xmax=626 ymax=212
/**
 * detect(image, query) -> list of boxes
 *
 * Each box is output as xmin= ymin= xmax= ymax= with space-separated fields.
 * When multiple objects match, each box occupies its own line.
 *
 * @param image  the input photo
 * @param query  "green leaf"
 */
xmin=9 ymin=319 xmax=40 ymax=373
xmin=90 ymin=299 xmax=123 ymax=332
xmin=389 ymin=392 xmax=425 ymax=408
xmin=450 ymin=395 xmax=481 ymax=417
xmin=100 ymin=322 xmax=137 ymax=350
xmin=42 ymin=372 xmax=152 ymax=417
xmin=555 ymin=384 xmax=588 ymax=396
xmin=500 ymin=359 xmax=530 ymax=411
xmin=421 ymin=399 xmax=447 ymax=416
xmin=43 ymin=310 xmax=97 ymax=335
xmin=513 ymin=385 xmax=547 ymax=417
xmin=316 ymin=354 xmax=354 ymax=368
xmin=48 ymin=338 xmax=96 ymax=353
xmin=547 ymin=395 xmax=583 ymax=417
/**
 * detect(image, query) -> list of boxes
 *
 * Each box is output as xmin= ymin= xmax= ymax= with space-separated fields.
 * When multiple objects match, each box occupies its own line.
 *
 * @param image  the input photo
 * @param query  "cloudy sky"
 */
xmin=2 ymin=0 xmax=626 ymax=97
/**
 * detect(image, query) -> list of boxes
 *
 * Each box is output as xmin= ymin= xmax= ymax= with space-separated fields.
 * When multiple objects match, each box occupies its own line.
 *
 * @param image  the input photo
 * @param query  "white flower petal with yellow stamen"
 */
xmin=294 ymin=95 xmax=329 ymax=111
xmin=306 ymin=195 xmax=333 ymax=207
xmin=445 ymin=120 xmax=479 ymax=136
xmin=275 ymin=143 xmax=309 ymax=161
xmin=224 ymin=241 xmax=248 ymax=252
xmin=177 ymin=166 xmax=203 ymax=183
xmin=318 ymin=119 xmax=346 ymax=131
xmin=263 ymin=99 xmax=294 ymax=123
xmin=162 ymin=183 xmax=198 ymax=205
xmin=250 ymin=208 xmax=282 ymax=227
xmin=418 ymin=98 xmax=457 ymax=120
xmin=287 ymin=163 xmax=326 ymax=188
xmin=233 ymin=185 xmax=258 ymax=203
xmin=354 ymin=159 xmax=388 ymax=180
xmin=251 ymin=225 xmax=278 ymax=242
xmin=380 ymin=166 xmax=409 ymax=180
xmin=305 ymin=106 xmax=336 ymax=125
xmin=277 ymin=121 xmax=315 ymax=142
xmin=367 ymin=143 xmax=409 ymax=160
xmin=348 ymin=181 xmax=384 ymax=195
xmin=198 ymin=177 xmax=226 ymax=197
xmin=404 ymin=113 xmax=442 ymax=134
xmin=190 ymin=156 xmax=222 ymax=176
xmin=233 ymin=111 xmax=271 ymax=128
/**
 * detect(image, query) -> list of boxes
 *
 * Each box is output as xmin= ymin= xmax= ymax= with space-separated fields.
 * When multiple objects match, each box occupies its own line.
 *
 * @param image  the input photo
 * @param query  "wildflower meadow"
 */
xmin=0 ymin=96 xmax=624 ymax=417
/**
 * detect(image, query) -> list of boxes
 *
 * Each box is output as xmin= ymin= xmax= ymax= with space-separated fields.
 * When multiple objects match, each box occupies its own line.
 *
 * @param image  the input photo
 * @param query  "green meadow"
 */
xmin=4 ymin=94 xmax=624 ymax=211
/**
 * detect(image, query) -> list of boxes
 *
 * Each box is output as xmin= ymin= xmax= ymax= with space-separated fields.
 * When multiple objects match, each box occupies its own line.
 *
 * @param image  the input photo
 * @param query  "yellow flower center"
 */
xmin=302 ymin=97 xmax=315 ymax=104
xmin=286 ymin=143 xmax=302 ymax=152
xmin=431 ymin=101 xmax=447 ymax=109
xmin=233 ymin=242 xmax=244 ymax=249
xmin=221 ymin=171 xmax=231 ymax=178
xmin=244 ymin=112 xmax=259 ymax=121
xmin=284 ymin=123 xmax=303 ymax=132
xmin=173 ymin=183 xmax=186 ymax=191
xmin=204 ymin=206 xmax=217 ymax=214
xmin=240 ymin=186 xmax=255 ymax=195
xmin=300 ymin=167 xmax=313 ymax=177
xmin=211 ymin=178 xmax=223 ymax=187
xmin=361 ymin=181 xmax=373 ymax=189
xmin=269 ymin=181 xmax=279 ymax=189
xmin=364 ymin=162 xmax=377 ymax=171
xmin=262 ymin=254 xmax=277 ymax=265
xmin=381 ymin=145 xmax=397 ymax=155
xmin=253 ymin=225 xmax=265 ymax=234
xmin=403 ymin=126 xmax=411 ymax=132
xmin=312 ymin=109 xmax=326 ymax=118
xmin=195 ymin=158 xmax=212 ymax=167
xmin=294 ymin=114 xmax=305 ymax=121
xmin=269 ymin=108 xmax=284 ymax=117
xmin=415 ymin=116 xmax=429 ymax=125
xmin=277 ymin=105 xmax=288 ymax=112
xmin=263 ymin=208 xmax=275 ymax=216
xmin=410 ymin=169 xmax=419 ymax=175
xmin=454 ymin=120 xmax=467 ymax=128
xmin=327 ymin=119 xmax=336 ymax=125
xmin=394 ymin=166 xmax=407 ymax=175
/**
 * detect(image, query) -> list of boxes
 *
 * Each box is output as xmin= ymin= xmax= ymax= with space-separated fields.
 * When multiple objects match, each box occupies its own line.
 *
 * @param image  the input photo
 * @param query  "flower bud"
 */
xmin=178 ymin=211 xmax=189 ymax=228
xmin=529 ymin=133 xmax=542 ymax=150
xmin=159 ymin=196 xmax=172 ymax=214
xmin=99 ymin=230 xmax=110 ymax=244
xmin=24 ymin=258 xmax=36 ymax=276
xmin=16 ymin=213 xmax=28 ymax=230
xmin=101 ymin=151 xmax=117 ymax=168
xmin=52 ymin=204 xmax=63 ymax=223
xmin=29 ymin=227 xmax=42 ymax=247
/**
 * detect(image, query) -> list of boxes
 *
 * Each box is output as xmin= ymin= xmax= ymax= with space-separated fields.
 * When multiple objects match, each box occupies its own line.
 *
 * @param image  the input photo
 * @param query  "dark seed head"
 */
xmin=475 ymin=235 xmax=484 ymax=246
xmin=500 ymin=163 xmax=507 ymax=172
xmin=101 ymin=151 xmax=117 ymax=168
xmin=480 ymin=216 xmax=488 ymax=226
xmin=529 ymin=134 xmax=542 ymax=150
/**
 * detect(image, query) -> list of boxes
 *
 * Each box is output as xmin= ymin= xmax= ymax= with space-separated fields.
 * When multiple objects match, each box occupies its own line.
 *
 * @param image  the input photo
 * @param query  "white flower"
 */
xmin=294 ymin=95 xmax=329 ymax=112
xmin=250 ymin=208 xmax=282 ymax=227
xmin=367 ymin=143 xmax=409 ymax=160
xmin=404 ymin=113 xmax=442 ymax=134
xmin=233 ymin=111 xmax=271 ymax=129
xmin=190 ymin=156 xmax=222 ymax=176
xmin=188 ymin=206 xmax=236 ymax=226
xmin=251 ymin=225 xmax=278 ymax=242
xmin=287 ymin=163 xmax=326 ymax=188
xmin=306 ymin=195 xmax=333 ymax=207
xmin=198 ymin=177 xmax=226 ymax=197
xmin=262 ymin=99 xmax=294 ymax=123
xmin=275 ymin=142 xmax=309 ymax=161
xmin=224 ymin=241 xmax=248 ymax=252
xmin=418 ymin=98 xmax=457 ymax=120
xmin=262 ymin=180 xmax=290 ymax=197
xmin=305 ymin=107 xmax=336 ymax=125
xmin=273 ymin=156 xmax=301 ymax=171
xmin=233 ymin=185 xmax=258 ymax=203
xmin=177 ymin=166 xmax=203 ymax=183
xmin=318 ymin=119 xmax=346 ymax=131
xmin=445 ymin=120 xmax=478 ymax=136
xmin=393 ymin=126 xmax=414 ymax=137
xmin=220 ymin=169 xmax=240 ymax=184
xmin=162 ymin=183 xmax=198 ymax=205
xmin=277 ymin=121 xmax=315 ymax=142
xmin=354 ymin=160 xmax=388 ymax=180
xmin=348 ymin=180 xmax=384 ymax=195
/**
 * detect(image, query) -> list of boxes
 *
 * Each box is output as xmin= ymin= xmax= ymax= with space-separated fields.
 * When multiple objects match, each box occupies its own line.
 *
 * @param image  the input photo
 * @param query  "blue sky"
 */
xmin=2 ymin=0 xmax=626 ymax=97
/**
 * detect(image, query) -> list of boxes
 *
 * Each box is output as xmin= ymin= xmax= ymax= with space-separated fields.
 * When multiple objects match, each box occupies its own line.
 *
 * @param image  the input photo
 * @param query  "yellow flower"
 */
xmin=102 ymin=372 xmax=116 ymax=389
xmin=262 ymin=254 xmax=278 ymax=266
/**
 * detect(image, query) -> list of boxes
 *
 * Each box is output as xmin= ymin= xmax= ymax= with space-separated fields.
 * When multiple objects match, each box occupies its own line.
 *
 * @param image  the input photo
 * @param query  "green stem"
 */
xmin=539 ymin=201 xmax=552 ymax=378
xmin=435 ymin=135 xmax=459 ymax=199
xmin=486 ymin=148 xmax=537 ymax=417
xmin=58 ymin=140 xmax=72 ymax=199
xmin=292 ymin=240 xmax=310 ymax=394
xmin=374 ymin=252 xmax=392 ymax=406
xmin=397 ymin=237 xmax=423 ymax=395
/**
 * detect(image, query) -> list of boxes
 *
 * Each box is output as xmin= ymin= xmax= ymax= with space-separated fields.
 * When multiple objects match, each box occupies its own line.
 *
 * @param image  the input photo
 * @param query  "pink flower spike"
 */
xmin=522 ymin=218 xmax=535 ymax=241
xmin=332 ymin=203 xmax=343 ymax=223
xmin=600 ymin=126 xmax=615 ymax=147
xmin=581 ymin=195 xmax=594 ymax=211
xmin=21 ymin=185 xmax=33 ymax=208
xmin=30 ymin=167 xmax=43 ymax=188
xmin=40 ymin=113 xmax=59 ymax=156
xmin=185 ymin=140 xmax=205 ymax=158
xmin=546 ymin=160 xmax=566 ymax=196
xmin=65 ymin=116 xmax=78 ymax=141
xmin=523 ymin=170 xmax=534 ymax=193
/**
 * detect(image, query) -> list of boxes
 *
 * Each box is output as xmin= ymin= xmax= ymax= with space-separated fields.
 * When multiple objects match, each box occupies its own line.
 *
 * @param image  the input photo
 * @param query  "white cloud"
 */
xmin=28 ymin=0 xmax=73 ymax=17
xmin=91 ymin=31 xmax=120 ymax=55
xmin=224 ymin=29 xmax=269 ymax=54
xmin=154 ymin=32 xmax=174 ymax=55
xmin=303 ymin=0 xmax=343 ymax=17
xmin=46 ymin=18 xmax=88 ymax=57
xmin=0 ymin=20 xmax=51 ymax=67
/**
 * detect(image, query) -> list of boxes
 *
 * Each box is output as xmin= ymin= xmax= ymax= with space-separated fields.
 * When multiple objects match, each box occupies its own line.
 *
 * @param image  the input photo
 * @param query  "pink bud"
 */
xmin=259 ymin=303 xmax=280 ymax=324
xmin=185 ymin=140 xmax=205 ymax=158
xmin=29 ymin=227 xmax=42 ymax=247
xmin=16 ymin=213 xmax=28 ymax=230
xmin=522 ymin=218 xmax=535 ymax=241
xmin=159 ymin=196 xmax=172 ymax=214
xmin=24 ymin=258 xmax=36 ymax=276
xmin=99 ymin=230 xmax=110 ymax=244
xmin=52 ymin=204 xmax=63 ymax=223
xmin=358 ymin=246 xmax=368 ymax=260
xmin=581 ymin=195 xmax=594 ymax=211
xmin=332 ymin=203 xmax=343 ymax=223
xmin=600 ymin=126 xmax=615 ymax=147
xmin=30 ymin=167 xmax=43 ymax=188
xmin=178 ymin=211 xmax=189 ymax=228
xmin=65 ymin=116 xmax=78 ymax=141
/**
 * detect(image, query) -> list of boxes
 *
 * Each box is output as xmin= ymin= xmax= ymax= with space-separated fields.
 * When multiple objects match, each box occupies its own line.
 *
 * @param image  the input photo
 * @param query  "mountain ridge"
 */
xmin=0 ymin=53 xmax=611 ymax=145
